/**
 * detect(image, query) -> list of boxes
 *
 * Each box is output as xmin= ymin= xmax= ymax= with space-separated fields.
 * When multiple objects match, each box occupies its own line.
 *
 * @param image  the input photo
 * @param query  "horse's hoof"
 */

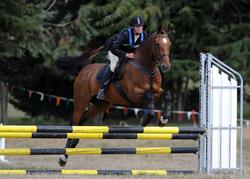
xmin=157 ymin=116 xmax=168 ymax=126
xmin=140 ymin=116 xmax=151 ymax=127
xmin=58 ymin=155 xmax=67 ymax=167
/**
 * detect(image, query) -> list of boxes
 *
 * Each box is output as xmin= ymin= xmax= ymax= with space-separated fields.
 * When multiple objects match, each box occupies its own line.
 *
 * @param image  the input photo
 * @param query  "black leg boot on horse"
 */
xmin=58 ymin=120 xmax=82 ymax=167
xmin=157 ymin=90 xmax=172 ymax=126
xmin=58 ymin=139 xmax=79 ymax=167
xmin=96 ymin=66 xmax=113 ymax=100
xmin=140 ymin=91 xmax=156 ymax=126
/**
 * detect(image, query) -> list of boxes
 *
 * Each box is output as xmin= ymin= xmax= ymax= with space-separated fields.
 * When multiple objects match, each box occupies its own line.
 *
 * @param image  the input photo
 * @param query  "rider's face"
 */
xmin=133 ymin=26 xmax=143 ymax=35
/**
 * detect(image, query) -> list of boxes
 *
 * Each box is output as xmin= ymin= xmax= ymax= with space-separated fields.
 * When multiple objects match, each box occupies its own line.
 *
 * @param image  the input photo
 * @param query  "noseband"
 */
xmin=155 ymin=54 xmax=168 ymax=66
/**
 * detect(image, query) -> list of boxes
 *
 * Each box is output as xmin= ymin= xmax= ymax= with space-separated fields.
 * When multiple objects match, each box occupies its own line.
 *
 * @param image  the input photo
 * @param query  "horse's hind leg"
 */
xmin=58 ymin=98 xmax=89 ymax=167
xmin=78 ymin=101 xmax=111 ymax=126
xmin=58 ymin=101 xmax=111 ymax=167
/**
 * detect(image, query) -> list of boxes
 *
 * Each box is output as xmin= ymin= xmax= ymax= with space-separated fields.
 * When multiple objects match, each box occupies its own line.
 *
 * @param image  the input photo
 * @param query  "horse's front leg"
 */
xmin=140 ymin=91 xmax=155 ymax=126
xmin=157 ymin=90 xmax=172 ymax=126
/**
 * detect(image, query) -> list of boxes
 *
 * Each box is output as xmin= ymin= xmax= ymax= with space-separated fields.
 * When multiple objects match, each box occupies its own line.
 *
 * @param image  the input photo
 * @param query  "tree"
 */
xmin=0 ymin=0 xmax=249 ymax=119
xmin=0 ymin=0 xmax=97 ymax=119
xmin=0 ymin=0 xmax=51 ymax=58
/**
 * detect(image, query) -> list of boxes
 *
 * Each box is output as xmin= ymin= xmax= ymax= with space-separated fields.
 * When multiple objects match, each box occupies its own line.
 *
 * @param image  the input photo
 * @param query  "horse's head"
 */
xmin=152 ymin=25 xmax=171 ymax=73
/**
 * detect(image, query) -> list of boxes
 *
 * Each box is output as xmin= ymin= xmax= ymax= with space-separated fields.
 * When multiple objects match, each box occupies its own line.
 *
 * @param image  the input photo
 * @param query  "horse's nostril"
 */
xmin=160 ymin=64 xmax=169 ymax=73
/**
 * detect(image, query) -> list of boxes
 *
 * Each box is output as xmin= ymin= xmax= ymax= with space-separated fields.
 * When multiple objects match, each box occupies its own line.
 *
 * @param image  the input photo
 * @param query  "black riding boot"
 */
xmin=97 ymin=66 xmax=113 ymax=100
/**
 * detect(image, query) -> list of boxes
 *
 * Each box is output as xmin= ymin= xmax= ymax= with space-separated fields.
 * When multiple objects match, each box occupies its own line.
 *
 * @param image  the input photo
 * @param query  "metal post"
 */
xmin=0 ymin=82 xmax=7 ymax=124
xmin=239 ymin=74 xmax=244 ymax=175
xmin=0 ymin=82 xmax=3 ymax=124
xmin=206 ymin=54 xmax=212 ymax=175
xmin=199 ymin=53 xmax=208 ymax=174
xmin=0 ymin=81 xmax=8 ymax=163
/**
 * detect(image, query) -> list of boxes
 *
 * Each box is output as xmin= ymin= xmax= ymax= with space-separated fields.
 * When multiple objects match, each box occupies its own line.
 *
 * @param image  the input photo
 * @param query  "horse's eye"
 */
xmin=157 ymin=44 xmax=160 ymax=47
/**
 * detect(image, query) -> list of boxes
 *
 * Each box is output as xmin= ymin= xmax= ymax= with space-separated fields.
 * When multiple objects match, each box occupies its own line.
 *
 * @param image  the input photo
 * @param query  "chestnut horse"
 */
xmin=58 ymin=26 xmax=171 ymax=166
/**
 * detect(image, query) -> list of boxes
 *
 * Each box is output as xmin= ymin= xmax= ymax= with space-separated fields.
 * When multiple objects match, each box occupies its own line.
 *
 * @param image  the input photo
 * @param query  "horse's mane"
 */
xmin=137 ymin=31 xmax=156 ymax=50
xmin=137 ymin=29 xmax=169 ymax=51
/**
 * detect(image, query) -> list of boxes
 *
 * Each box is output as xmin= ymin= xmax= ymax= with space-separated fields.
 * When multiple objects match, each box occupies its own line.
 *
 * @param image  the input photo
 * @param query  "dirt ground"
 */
xmin=0 ymin=128 xmax=249 ymax=179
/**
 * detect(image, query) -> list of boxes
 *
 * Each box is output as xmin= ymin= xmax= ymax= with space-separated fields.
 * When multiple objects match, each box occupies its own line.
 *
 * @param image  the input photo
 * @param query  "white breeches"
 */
xmin=107 ymin=51 xmax=119 ymax=72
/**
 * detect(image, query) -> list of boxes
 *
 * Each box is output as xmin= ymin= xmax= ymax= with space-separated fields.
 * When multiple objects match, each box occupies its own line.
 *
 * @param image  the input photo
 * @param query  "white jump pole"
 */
xmin=0 ymin=124 xmax=9 ymax=163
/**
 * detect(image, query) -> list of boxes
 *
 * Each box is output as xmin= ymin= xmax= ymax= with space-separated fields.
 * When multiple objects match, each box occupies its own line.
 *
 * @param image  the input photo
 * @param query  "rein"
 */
xmin=154 ymin=54 xmax=167 ymax=66
xmin=129 ymin=33 xmax=169 ymax=76
xmin=128 ymin=60 xmax=157 ymax=77
xmin=127 ymin=60 xmax=155 ymax=107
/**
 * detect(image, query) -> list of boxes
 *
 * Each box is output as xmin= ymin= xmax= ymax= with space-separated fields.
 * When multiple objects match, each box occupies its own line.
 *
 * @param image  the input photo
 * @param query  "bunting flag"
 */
xmin=178 ymin=112 xmax=184 ymax=122
xmin=192 ymin=109 xmax=197 ymax=126
xmin=143 ymin=109 xmax=149 ymax=115
xmin=65 ymin=99 xmax=70 ymax=108
xmin=123 ymin=107 xmax=128 ymax=115
xmin=56 ymin=96 xmax=61 ymax=106
xmin=28 ymin=90 xmax=33 ymax=98
xmin=134 ymin=108 xmax=140 ymax=117
xmin=38 ymin=92 xmax=44 ymax=101
xmin=187 ymin=112 xmax=192 ymax=121
xmin=1 ymin=81 xmax=199 ymax=121
xmin=48 ymin=96 xmax=52 ymax=103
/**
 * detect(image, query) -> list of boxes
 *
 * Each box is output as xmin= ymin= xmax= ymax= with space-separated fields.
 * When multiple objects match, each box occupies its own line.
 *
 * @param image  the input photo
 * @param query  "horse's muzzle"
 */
xmin=160 ymin=63 xmax=171 ymax=73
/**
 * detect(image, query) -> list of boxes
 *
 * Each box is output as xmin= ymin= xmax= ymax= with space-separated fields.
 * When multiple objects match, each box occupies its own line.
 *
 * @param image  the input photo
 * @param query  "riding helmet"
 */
xmin=130 ymin=16 xmax=144 ymax=27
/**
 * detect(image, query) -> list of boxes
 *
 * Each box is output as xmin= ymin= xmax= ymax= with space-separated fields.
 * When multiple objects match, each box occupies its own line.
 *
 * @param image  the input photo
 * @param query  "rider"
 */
xmin=97 ymin=16 xmax=147 ymax=100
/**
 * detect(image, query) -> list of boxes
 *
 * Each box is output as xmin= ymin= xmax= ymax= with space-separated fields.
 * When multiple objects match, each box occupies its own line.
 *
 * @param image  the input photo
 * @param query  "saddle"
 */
xmin=95 ymin=60 xmax=135 ymax=105
xmin=96 ymin=60 xmax=126 ymax=85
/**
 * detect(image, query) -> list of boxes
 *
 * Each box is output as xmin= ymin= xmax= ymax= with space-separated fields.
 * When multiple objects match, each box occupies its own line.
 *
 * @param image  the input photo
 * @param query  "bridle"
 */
xmin=152 ymin=34 xmax=170 ymax=66
xmin=128 ymin=32 xmax=170 ymax=75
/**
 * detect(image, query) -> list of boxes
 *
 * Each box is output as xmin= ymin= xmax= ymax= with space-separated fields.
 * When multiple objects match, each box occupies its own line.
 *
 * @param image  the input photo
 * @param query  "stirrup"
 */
xmin=97 ymin=89 xmax=106 ymax=100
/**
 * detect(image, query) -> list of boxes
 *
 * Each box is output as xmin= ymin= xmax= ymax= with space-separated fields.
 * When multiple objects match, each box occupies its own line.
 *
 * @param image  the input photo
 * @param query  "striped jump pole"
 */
xmin=0 ymin=147 xmax=198 ymax=155
xmin=0 ymin=125 xmax=205 ymax=134
xmin=0 ymin=169 xmax=195 ymax=175
xmin=0 ymin=132 xmax=200 ymax=140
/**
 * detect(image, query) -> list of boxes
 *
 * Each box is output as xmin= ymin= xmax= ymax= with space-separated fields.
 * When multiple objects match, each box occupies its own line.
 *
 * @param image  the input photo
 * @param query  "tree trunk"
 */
xmin=183 ymin=77 xmax=189 ymax=110
xmin=175 ymin=77 xmax=184 ymax=110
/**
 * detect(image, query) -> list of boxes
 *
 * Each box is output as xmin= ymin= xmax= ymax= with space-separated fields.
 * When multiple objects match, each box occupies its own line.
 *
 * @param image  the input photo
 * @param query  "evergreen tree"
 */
xmin=0 ymin=0 xmax=249 ymax=119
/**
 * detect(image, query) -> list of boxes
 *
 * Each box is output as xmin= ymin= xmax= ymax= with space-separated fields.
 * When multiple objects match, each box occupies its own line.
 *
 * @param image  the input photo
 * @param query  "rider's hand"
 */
xmin=125 ymin=53 xmax=135 ymax=59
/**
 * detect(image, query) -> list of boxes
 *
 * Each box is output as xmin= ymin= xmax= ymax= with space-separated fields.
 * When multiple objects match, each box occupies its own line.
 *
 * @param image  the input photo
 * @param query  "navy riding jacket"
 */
xmin=110 ymin=28 xmax=147 ymax=59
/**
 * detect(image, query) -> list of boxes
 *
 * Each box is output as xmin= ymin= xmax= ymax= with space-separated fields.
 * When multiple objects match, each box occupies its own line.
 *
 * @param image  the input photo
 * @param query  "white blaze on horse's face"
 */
xmin=154 ymin=34 xmax=171 ymax=73
xmin=162 ymin=38 xmax=168 ymax=44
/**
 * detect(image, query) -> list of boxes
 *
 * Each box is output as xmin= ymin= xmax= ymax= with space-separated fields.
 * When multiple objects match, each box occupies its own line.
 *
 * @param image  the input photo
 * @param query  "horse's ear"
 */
xmin=166 ymin=24 xmax=170 ymax=34
xmin=157 ymin=25 xmax=162 ymax=34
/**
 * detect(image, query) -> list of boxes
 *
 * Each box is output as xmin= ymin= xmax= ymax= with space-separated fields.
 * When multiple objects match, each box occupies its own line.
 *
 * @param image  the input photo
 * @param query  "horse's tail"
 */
xmin=55 ymin=54 xmax=91 ymax=76
xmin=55 ymin=46 xmax=104 ymax=76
